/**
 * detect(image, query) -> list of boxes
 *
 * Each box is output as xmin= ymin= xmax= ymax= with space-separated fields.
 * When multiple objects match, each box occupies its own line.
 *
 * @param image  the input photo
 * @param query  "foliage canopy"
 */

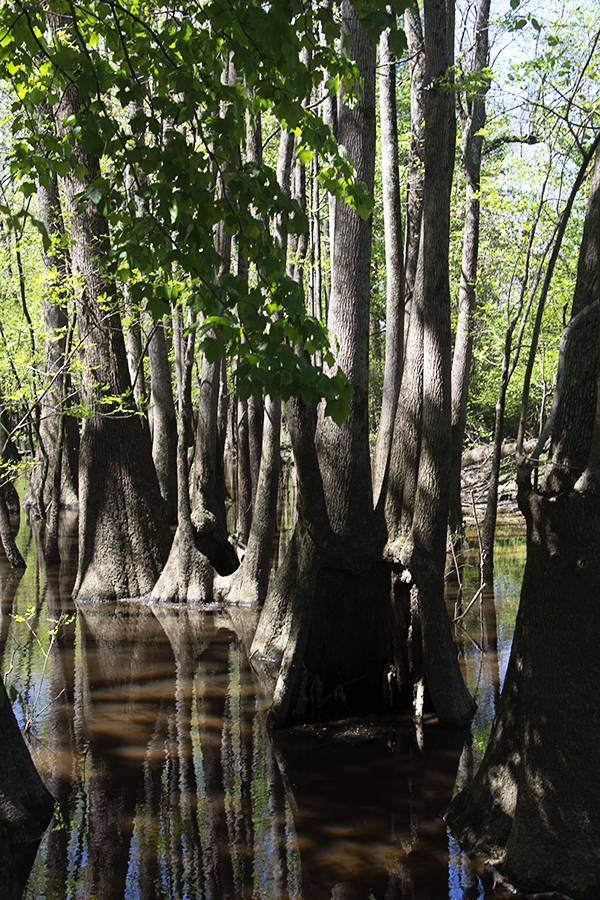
xmin=0 ymin=0 xmax=408 ymax=423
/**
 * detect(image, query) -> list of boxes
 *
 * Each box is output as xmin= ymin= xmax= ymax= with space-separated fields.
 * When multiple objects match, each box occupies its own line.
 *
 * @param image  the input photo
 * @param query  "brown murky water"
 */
xmin=2 ymin=507 xmax=526 ymax=900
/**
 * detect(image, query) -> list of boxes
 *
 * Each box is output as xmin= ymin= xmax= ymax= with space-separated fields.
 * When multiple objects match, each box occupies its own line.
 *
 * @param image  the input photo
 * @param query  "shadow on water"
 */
xmin=0 ymin=505 xmax=527 ymax=900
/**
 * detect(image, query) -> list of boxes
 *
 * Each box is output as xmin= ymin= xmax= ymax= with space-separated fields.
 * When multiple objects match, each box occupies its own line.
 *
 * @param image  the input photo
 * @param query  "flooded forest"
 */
xmin=1 ymin=0 xmax=600 ymax=897
xmin=6 ymin=478 xmax=525 ymax=900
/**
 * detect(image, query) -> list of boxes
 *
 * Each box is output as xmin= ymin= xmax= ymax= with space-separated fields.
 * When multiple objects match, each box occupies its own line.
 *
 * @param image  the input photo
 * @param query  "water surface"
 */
xmin=1 ymin=512 xmax=527 ymax=900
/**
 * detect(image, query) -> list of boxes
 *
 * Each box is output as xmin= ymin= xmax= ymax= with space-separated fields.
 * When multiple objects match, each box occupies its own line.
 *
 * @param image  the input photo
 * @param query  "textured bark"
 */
xmin=403 ymin=1 xmax=425 ymax=309
xmin=545 ymin=146 xmax=600 ymax=492
xmin=384 ymin=1 xmax=425 ymax=544
xmin=153 ymin=323 xmax=215 ymax=604
xmin=247 ymin=394 xmax=263 ymax=511
xmin=315 ymin=0 xmax=376 ymax=538
xmin=448 ymin=0 xmax=491 ymax=537
xmin=394 ymin=0 xmax=476 ymax=726
xmin=251 ymin=4 xmax=409 ymax=726
xmin=0 ymin=486 xmax=24 ymax=568
xmin=57 ymin=82 xmax=171 ymax=599
xmin=385 ymin=246 xmax=424 ymax=546
xmin=191 ymin=350 xmax=238 ymax=575
xmin=445 ymin=138 xmax=600 ymax=897
xmin=372 ymin=18 xmax=404 ymax=509
xmin=24 ymin=147 xmax=78 ymax=513
xmin=236 ymin=397 xmax=252 ymax=544
xmin=217 ymin=395 xmax=281 ymax=605
xmin=148 ymin=319 xmax=178 ymax=525
xmin=444 ymin=491 xmax=600 ymax=897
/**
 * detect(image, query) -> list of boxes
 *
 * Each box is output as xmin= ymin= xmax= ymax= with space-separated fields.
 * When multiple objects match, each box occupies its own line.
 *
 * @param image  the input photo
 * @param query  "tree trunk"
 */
xmin=372 ymin=16 xmax=405 ymax=509
xmin=315 ymin=0 xmax=376 ymax=538
xmin=384 ymin=0 xmax=425 ymax=545
xmin=57 ymin=83 xmax=171 ymax=599
xmin=0 ymin=676 xmax=54 ymax=897
xmin=448 ymin=0 xmax=491 ymax=538
xmin=392 ymin=0 xmax=476 ymax=727
xmin=444 ymin=139 xmax=600 ymax=897
xmin=236 ymin=397 xmax=252 ymax=544
xmin=251 ymin=2 xmax=411 ymax=727
xmin=545 ymin=146 xmax=600 ymax=492
xmin=191 ymin=348 xmax=238 ymax=575
xmin=153 ymin=321 xmax=215 ymax=604
xmin=403 ymin=1 xmax=425 ymax=310
xmin=217 ymin=394 xmax=281 ymax=605
xmin=24 ymin=138 xmax=79 ymax=513
xmin=444 ymin=490 xmax=600 ymax=897
xmin=0 ymin=486 xmax=24 ymax=568
xmin=148 ymin=319 xmax=178 ymax=525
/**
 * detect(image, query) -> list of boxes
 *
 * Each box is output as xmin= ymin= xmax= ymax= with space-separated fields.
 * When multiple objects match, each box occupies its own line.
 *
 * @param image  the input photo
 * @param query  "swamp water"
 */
xmin=1 ymin=511 xmax=527 ymax=900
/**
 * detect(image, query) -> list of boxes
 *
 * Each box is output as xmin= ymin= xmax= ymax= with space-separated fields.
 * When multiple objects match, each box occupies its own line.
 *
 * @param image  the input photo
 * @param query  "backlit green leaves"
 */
xmin=0 ymin=0 xmax=403 ymax=421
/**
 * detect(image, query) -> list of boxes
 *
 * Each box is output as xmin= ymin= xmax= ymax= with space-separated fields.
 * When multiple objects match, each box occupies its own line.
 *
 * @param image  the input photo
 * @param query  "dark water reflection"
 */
xmin=1 ymin=510 xmax=526 ymax=900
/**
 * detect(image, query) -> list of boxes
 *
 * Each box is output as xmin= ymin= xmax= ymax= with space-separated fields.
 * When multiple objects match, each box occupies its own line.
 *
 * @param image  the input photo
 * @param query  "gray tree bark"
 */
xmin=384 ymin=0 xmax=425 ymax=545
xmin=251 ymin=2 xmax=409 ymax=727
xmin=372 ymin=16 xmax=405 ymax=510
xmin=392 ymin=0 xmax=476 ymax=726
xmin=148 ymin=319 xmax=178 ymax=525
xmin=403 ymin=1 xmax=425 ymax=310
xmin=24 ymin=120 xmax=79 ymax=514
xmin=444 ymin=140 xmax=600 ymax=899
xmin=57 ymin=82 xmax=171 ymax=599
xmin=448 ymin=0 xmax=491 ymax=538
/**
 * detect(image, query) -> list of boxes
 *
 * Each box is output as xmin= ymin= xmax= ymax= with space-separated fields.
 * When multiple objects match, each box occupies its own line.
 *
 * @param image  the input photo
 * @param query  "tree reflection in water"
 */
xmin=0 ymin=511 xmax=524 ymax=900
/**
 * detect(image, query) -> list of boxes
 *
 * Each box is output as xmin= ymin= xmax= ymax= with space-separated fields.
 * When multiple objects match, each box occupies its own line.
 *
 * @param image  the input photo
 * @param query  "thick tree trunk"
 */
xmin=545 ymin=147 xmax=600 ymax=492
xmin=385 ymin=257 xmax=424 ymax=546
xmin=445 ymin=139 xmax=600 ymax=896
xmin=403 ymin=1 xmax=425 ymax=309
xmin=153 ymin=323 xmax=215 ymax=604
xmin=390 ymin=0 xmax=476 ymax=727
xmin=444 ymin=490 xmax=600 ymax=897
xmin=384 ymin=0 xmax=425 ymax=544
xmin=57 ymin=83 xmax=171 ymax=599
xmin=217 ymin=395 xmax=281 ymax=605
xmin=251 ymin=3 xmax=412 ymax=727
xmin=315 ymin=0 xmax=376 ymax=538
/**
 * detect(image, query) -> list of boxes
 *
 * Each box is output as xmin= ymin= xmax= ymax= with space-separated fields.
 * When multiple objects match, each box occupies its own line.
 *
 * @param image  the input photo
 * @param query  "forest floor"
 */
xmin=460 ymin=440 xmax=532 ymax=525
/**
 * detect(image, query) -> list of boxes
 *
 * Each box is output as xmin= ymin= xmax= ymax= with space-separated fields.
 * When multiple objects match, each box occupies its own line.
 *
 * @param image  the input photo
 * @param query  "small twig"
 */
xmin=454 ymin=620 xmax=484 ymax=653
xmin=25 ymin=689 xmax=65 ymax=735
xmin=449 ymin=527 xmax=463 ymax=592
xmin=454 ymin=583 xmax=484 ymax=625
